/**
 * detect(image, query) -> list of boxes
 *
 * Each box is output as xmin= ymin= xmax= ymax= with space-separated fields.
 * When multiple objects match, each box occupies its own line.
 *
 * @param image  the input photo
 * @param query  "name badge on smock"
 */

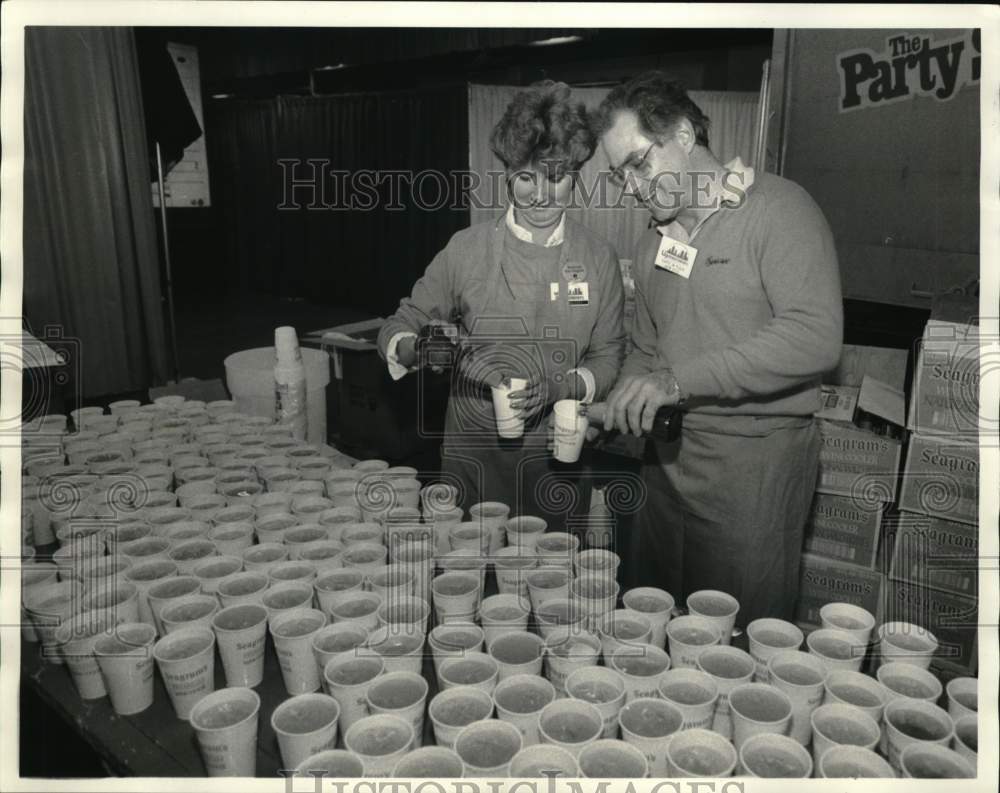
xmin=567 ymin=282 xmax=590 ymax=305
xmin=655 ymin=236 xmax=697 ymax=278
xmin=562 ymin=261 xmax=586 ymax=282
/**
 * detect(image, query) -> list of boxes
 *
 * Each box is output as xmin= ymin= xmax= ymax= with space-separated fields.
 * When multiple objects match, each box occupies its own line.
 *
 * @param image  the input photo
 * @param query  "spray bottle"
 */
xmin=274 ymin=326 xmax=308 ymax=441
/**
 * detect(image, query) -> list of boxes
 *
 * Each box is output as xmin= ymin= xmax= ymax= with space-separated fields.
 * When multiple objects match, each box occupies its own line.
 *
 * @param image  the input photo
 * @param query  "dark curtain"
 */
xmin=206 ymin=86 xmax=470 ymax=316
xmin=23 ymin=27 xmax=169 ymax=397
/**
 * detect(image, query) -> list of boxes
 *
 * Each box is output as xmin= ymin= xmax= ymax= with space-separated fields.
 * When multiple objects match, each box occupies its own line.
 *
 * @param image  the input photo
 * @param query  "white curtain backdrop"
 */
xmin=468 ymin=85 xmax=761 ymax=260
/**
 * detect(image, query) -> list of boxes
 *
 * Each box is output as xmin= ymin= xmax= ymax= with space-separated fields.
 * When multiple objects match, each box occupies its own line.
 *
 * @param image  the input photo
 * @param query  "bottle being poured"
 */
xmin=274 ymin=326 xmax=308 ymax=441
xmin=579 ymin=402 xmax=683 ymax=444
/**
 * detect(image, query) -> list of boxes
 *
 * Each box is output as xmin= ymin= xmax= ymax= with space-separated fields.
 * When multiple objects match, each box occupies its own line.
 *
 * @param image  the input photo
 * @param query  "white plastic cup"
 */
xmin=493 ymin=674 xmax=556 ymax=746
xmin=160 ymin=594 xmax=220 ymax=635
xmin=479 ymin=593 xmax=531 ymax=647
xmin=428 ymin=687 xmax=494 ymax=750
xmin=488 ymin=630 xmax=545 ymax=679
xmin=657 ymin=668 xmax=720 ymax=730
xmin=952 ymin=713 xmax=977 ymax=766
xmin=823 ymin=669 xmax=889 ymax=726
xmin=738 ymin=732 xmax=813 ymax=778
xmin=543 ymin=625 xmax=601 ymax=695
xmin=123 ymin=559 xmax=179 ymax=627
xmin=189 ymin=687 xmax=261 ymax=777
xmin=665 ymin=614 xmax=722 ymax=669
xmin=93 ymin=622 xmax=156 ymax=715
xmin=314 ymin=568 xmax=364 ymax=613
xmin=900 ymin=742 xmax=975 ymax=778
xmin=746 ymin=618 xmax=804 ymax=681
xmin=293 ymin=749 xmax=364 ymax=778
xmin=438 ymin=651 xmax=499 ymax=695
xmin=428 ymin=622 xmax=485 ymax=686
xmin=598 ymin=609 xmax=653 ymax=663
xmin=686 ymin=589 xmax=739 ymax=646
xmin=618 ymin=697 xmax=684 ymax=775
xmin=665 ymin=727 xmax=738 ymax=777
xmin=212 ymin=603 xmax=268 ymax=687
xmin=767 ymin=649 xmax=828 ymax=745
xmin=527 ymin=567 xmax=573 ymax=613
xmin=621 ymin=587 xmax=674 ymax=649
xmin=217 ymin=571 xmax=270 ymax=608
xmin=820 ymin=602 xmax=876 ymax=647
xmin=271 ymin=693 xmax=341 ymax=771
xmin=344 ymin=714 xmax=414 ymax=777
xmin=153 ymin=626 xmax=216 ymax=719
xmin=493 ymin=546 xmax=537 ymax=598
xmin=565 ymin=665 xmax=627 ymax=739
xmin=146 ymin=575 xmax=202 ymax=635
xmin=696 ymin=645 xmax=755 ymax=740
xmin=454 ymin=718 xmax=523 ymax=776
xmin=193 ymin=556 xmax=244 ymax=595
xmin=492 ymin=377 xmax=528 ymax=439
xmin=877 ymin=621 xmax=939 ymax=669
xmin=329 ymin=591 xmax=382 ymax=633
xmin=54 ymin=611 xmax=116 ymax=699
xmin=431 ymin=571 xmax=481 ymax=624
xmin=322 ymin=653 xmax=385 ymax=732
xmin=610 ymin=644 xmax=670 ymax=702
xmin=728 ymin=682 xmax=793 ymax=751
xmin=468 ymin=501 xmax=510 ymax=554
xmin=882 ymin=697 xmax=954 ymax=772
xmin=261 ymin=581 xmax=315 ymax=625
xmin=270 ymin=607 xmax=328 ymax=694
xmin=810 ymin=702 xmax=881 ymax=768
xmin=510 ymin=743 xmax=579 ymax=778
xmin=366 ymin=671 xmax=429 ymax=748
xmin=504 ymin=515 xmax=547 ymax=553
xmin=807 ymin=627 xmax=866 ymax=673
xmin=393 ymin=746 xmax=465 ymax=778
xmin=552 ymin=399 xmax=587 ymax=462
xmin=945 ymin=676 xmax=978 ymax=721
xmin=818 ymin=744 xmax=896 ymax=778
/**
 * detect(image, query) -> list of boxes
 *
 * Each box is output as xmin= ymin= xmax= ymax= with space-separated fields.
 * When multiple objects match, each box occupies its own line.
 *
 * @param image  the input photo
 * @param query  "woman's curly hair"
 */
xmin=490 ymin=80 xmax=596 ymax=179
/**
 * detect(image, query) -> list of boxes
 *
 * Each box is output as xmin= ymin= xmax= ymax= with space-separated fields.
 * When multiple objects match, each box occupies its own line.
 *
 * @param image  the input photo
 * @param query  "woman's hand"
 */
xmin=508 ymin=378 xmax=546 ymax=420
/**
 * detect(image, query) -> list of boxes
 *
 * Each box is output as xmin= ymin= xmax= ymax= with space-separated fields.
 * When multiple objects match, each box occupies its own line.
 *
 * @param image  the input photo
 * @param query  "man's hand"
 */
xmin=604 ymin=369 xmax=682 ymax=437
xmin=396 ymin=335 xmax=418 ymax=368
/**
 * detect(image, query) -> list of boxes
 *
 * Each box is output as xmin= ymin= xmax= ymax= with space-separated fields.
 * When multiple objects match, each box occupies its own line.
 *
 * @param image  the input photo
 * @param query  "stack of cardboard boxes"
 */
xmin=797 ymin=295 xmax=980 ymax=680
xmin=887 ymin=294 xmax=980 ymax=679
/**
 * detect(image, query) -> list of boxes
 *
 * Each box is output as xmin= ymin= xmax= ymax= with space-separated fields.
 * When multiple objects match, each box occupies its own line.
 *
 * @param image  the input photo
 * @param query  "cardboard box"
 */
xmin=908 ymin=293 xmax=980 ymax=438
xmin=815 ymin=345 xmax=908 ymax=502
xmin=887 ymin=511 xmax=978 ymax=598
xmin=803 ymin=492 xmax=883 ymax=568
xmin=816 ymin=420 xmax=902 ymax=502
xmin=898 ymin=434 xmax=978 ymax=525
xmin=796 ymin=553 xmax=883 ymax=628
xmin=882 ymin=579 xmax=978 ymax=674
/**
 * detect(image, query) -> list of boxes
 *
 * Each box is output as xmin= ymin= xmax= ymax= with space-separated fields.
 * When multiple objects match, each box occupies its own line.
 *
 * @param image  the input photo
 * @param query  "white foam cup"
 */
xmin=211 ymin=603 xmax=268 ymax=687
xmin=665 ymin=614 xmax=722 ymax=669
xmin=270 ymin=607 xmax=328 ymax=694
xmin=311 ymin=622 xmax=368 ymax=676
xmin=493 ymin=673 xmax=556 ymax=747
xmin=93 ymin=622 xmax=156 ymax=715
xmin=543 ymin=625 xmax=601 ymax=695
xmin=618 ymin=697 xmax=684 ymax=775
xmin=216 ymin=570 xmax=270 ymax=608
xmin=564 ymin=665 xmax=627 ymax=739
xmin=820 ymin=602 xmax=876 ymax=647
xmin=366 ymin=671 xmax=429 ymax=748
xmin=479 ymin=593 xmax=531 ymax=647
xmin=766 ymin=649 xmax=828 ymax=745
xmin=597 ymin=609 xmax=653 ymax=663
xmin=489 ymin=630 xmax=545 ymax=679
xmin=817 ymin=745 xmax=896 ymax=778
xmin=552 ymin=399 xmax=587 ymax=462
xmin=509 ymin=744 xmax=579 ymax=778
xmin=492 ymin=377 xmax=528 ymax=439
xmin=807 ymin=627 xmax=866 ymax=673
xmin=945 ymin=676 xmax=977 ymax=721
xmin=578 ymin=738 xmax=649 ymax=778
xmin=322 ymin=653 xmax=385 ymax=732
xmin=686 ymin=589 xmax=739 ymax=646
xmin=822 ymin=669 xmax=888 ymax=728
xmin=526 ymin=567 xmax=573 ymax=613
xmin=572 ymin=576 xmax=620 ymax=634
xmin=431 ymin=571 xmax=481 ymax=624
xmin=504 ymin=515 xmax=548 ymax=553
xmin=153 ymin=626 xmax=216 ymax=719
xmin=438 ymin=651 xmax=499 ymax=695
xmin=657 ymin=668 xmax=720 ymax=730
xmin=738 ymin=732 xmax=813 ymax=778
xmin=54 ymin=611 xmax=116 ymax=699
xmin=344 ymin=714 xmax=414 ymax=777
xmin=160 ymin=594 xmax=220 ymax=634
xmin=328 ymin=590 xmax=382 ymax=633
xmin=189 ymin=687 xmax=261 ymax=776
xmin=193 ymin=555 xmax=244 ymax=594
xmin=746 ymin=618 xmax=803 ymax=681
xmin=952 ymin=713 xmax=977 ymax=767
xmin=877 ymin=621 xmax=938 ymax=669
xmin=665 ymin=728 xmax=738 ymax=777
xmin=428 ymin=686 xmax=494 ymax=750
xmin=364 ymin=625 xmax=424 ymax=676
xmin=621 ymin=586 xmax=675 ymax=649
xmin=610 ymin=644 xmax=672 ymax=702
xmin=882 ymin=697 xmax=954 ymax=772
xmin=146 ymin=575 xmax=201 ymax=635
xmin=727 ymin=682 xmax=794 ymax=751
xmin=392 ymin=746 xmax=465 ymax=778
xmin=293 ymin=749 xmax=364 ymax=778
xmin=492 ymin=546 xmax=537 ymax=598
xmin=314 ymin=568 xmax=364 ymax=613
xmin=123 ymin=559 xmax=179 ymax=627
xmin=428 ymin=622 xmax=485 ymax=686
xmin=696 ymin=645 xmax=755 ymax=740
xmin=900 ymin=742 xmax=975 ymax=778
xmin=271 ymin=693 xmax=341 ymax=771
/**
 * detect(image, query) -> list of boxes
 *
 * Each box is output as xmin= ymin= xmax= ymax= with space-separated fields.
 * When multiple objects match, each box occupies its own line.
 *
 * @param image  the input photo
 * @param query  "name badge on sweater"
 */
xmin=655 ymin=236 xmax=697 ymax=278
xmin=567 ymin=282 xmax=590 ymax=305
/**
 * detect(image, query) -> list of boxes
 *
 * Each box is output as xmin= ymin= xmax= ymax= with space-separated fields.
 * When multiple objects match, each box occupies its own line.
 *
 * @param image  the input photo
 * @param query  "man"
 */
xmin=594 ymin=72 xmax=843 ymax=629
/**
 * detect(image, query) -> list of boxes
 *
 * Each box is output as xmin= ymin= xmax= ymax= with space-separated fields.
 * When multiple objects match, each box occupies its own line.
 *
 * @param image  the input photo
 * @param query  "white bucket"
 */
xmin=224 ymin=346 xmax=330 ymax=446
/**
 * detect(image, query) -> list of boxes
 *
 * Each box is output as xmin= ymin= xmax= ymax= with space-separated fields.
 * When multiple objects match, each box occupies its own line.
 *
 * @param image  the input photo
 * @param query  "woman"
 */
xmin=378 ymin=81 xmax=624 ymax=532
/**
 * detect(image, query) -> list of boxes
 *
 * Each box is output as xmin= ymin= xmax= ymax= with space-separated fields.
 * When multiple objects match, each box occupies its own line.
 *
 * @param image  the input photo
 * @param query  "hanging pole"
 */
xmin=754 ymin=59 xmax=772 ymax=171
xmin=155 ymin=140 xmax=181 ymax=383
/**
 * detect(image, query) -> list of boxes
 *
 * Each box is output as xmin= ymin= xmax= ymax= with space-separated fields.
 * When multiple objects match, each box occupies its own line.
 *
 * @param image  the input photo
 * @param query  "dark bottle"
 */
xmin=581 ymin=402 xmax=683 ymax=443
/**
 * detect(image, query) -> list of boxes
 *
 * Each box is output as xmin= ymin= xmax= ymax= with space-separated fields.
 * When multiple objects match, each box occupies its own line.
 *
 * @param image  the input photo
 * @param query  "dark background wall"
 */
xmin=149 ymin=28 xmax=773 ymax=315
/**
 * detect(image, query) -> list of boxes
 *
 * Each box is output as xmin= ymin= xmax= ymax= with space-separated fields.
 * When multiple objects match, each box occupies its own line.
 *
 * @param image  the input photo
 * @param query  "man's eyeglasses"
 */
xmin=609 ymin=142 xmax=657 ymax=188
